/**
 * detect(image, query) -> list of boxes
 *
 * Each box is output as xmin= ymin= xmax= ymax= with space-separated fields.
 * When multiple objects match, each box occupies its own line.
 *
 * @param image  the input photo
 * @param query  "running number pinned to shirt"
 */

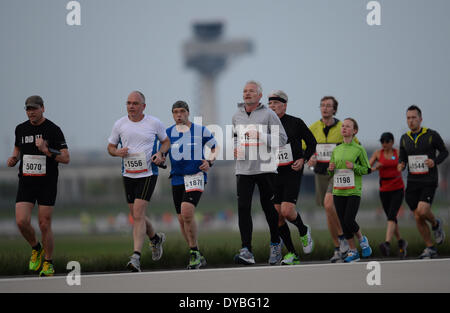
xmin=277 ymin=143 xmax=294 ymax=166
xmin=408 ymin=155 xmax=429 ymax=174
xmin=316 ymin=144 xmax=336 ymax=163
xmin=184 ymin=172 xmax=204 ymax=192
xmin=333 ymin=169 xmax=355 ymax=190
xmin=22 ymin=155 xmax=46 ymax=176
xmin=124 ymin=152 xmax=148 ymax=174
xmin=238 ymin=125 xmax=260 ymax=146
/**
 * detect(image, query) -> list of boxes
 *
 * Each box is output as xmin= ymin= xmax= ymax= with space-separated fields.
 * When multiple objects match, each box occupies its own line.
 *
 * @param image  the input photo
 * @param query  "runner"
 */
xmin=305 ymin=96 xmax=351 ymax=262
xmin=268 ymin=90 xmax=317 ymax=265
xmin=398 ymin=105 xmax=448 ymax=259
xmin=328 ymin=118 xmax=373 ymax=263
xmin=166 ymin=100 xmax=217 ymax=269
xmin=107 ymin=91 xmax=170 ymax=272
xmin=232 ymin=80 xmax=287 ymax=265
xmin=369 ymin=132 xmax=408 ymax=258
xmin=7 ymin=95 xmax=70 ymax=276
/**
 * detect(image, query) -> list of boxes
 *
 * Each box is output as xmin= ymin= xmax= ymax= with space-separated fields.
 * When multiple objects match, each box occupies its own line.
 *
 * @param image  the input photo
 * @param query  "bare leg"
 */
xmin=414 ymin=202 xmax=434 ymax=247
xmin=177 ymin=214 xmax=189 ymax=245
xmin=324 ymin=193 xmax=342 ymax=247
xmin=38 ymin=205 xmax=54 ymax=260
xmin=15 ymin=202 xmax=38 ymax=247
xmin=130 ymin=199 xmax=155 ymax=253
xmin=180 ymin=202 xmax=198 ymax=248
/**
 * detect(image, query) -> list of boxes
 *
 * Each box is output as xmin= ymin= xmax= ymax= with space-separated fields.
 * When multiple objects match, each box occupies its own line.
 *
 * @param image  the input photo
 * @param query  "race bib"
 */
xmin=277 ymin=143 xmax=294 ymax=166
xmin=23 ymin=155 xmax=46 ymax=176
xmin=408 ymin=155 xmax=429 ymax=174
xmin=333 ymin=169 xmax=355 ymax=190
xmin=316 ymin=144 xmax=336 ymax=163
xmin=124 ymin=152 xmax=148 ymax=174
xmin=238 ymin=125 xmax=260 ymax=146
xmin=184 ymin=172 xmax=204 ymax=192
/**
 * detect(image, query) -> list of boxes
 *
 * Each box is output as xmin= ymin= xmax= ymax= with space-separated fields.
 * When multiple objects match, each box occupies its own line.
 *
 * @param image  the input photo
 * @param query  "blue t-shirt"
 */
xmin=166 ymin=123 xmax=217 ymax=186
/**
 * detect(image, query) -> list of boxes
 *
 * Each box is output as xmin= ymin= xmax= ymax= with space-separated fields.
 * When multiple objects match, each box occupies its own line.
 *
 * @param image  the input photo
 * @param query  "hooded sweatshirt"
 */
xmin=232 ymin=103 xmax=287 ymax=175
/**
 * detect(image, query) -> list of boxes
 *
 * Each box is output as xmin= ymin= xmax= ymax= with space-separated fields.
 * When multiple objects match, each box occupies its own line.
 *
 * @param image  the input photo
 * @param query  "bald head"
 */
xmin=129 ymin=91 xmax=145 ymax=104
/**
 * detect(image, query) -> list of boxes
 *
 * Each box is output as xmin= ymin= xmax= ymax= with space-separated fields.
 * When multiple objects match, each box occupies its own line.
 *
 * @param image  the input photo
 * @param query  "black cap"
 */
xmin=172 ymin=100 xmax=189 ymax=112
xmin=25 ymin=95 xmax=44 ymax=109
xmin=380 ymin=132 xmax=394 ymax=142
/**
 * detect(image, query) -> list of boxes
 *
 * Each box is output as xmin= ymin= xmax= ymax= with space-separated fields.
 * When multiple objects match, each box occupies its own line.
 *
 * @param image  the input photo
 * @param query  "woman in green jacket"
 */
xmin=329 ymin=118 xmax=373 ymax=262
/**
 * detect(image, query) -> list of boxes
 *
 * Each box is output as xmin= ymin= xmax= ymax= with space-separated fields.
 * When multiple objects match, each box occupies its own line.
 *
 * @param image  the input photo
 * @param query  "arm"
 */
xmin=369 ymin=150 xmax=381 ymax=171
xmin=107 ymin=143 xmax=129 ymax=157
xmin=7 ymin=146 xmax=20 ymax=167
xmin=352 ymin=148 xmax=371 ymax=176
xmin=152 ymin=136 xmax=171 ymax=165
xmin=35 ymin=137 xmax=70 ymax=164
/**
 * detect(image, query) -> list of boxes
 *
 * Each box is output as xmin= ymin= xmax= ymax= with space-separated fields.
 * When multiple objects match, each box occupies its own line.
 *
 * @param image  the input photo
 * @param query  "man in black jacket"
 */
xmin=398 ymin=105 xmax=448 ymax=259
xmin=268 ymin=90 xmax=317 ymax=265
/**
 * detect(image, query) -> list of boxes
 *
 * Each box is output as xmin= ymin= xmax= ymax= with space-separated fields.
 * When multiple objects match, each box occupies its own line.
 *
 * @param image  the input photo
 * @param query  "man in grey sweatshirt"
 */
xmin=232 ymin=80 xmax=288 ymax=265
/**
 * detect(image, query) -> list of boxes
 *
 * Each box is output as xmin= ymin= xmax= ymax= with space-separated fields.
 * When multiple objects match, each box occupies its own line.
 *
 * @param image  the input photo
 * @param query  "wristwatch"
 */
xmin=207 ymin=160 xmax=214 ymax=167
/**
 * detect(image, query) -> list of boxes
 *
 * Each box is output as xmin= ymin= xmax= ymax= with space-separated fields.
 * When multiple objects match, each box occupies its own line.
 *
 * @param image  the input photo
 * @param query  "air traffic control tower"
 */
xmin=183 ymin=21 xmax=253 ymax=124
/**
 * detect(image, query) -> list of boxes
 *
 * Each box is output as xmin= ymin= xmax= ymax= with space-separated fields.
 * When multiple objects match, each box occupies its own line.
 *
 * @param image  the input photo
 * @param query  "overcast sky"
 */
xmin=1 ymin=0 xmax=449 ymax=160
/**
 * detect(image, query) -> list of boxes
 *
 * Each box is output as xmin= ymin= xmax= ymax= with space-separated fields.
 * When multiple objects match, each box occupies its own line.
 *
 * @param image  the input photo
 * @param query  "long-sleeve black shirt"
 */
xmin=278 ymin=114 xmax=317 ymax=171
xmin=399 ymin=127 xmax=448 ymax=185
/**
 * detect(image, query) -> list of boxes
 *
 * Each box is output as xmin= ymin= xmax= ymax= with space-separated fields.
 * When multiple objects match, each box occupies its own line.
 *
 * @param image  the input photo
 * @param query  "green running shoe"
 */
xmin=187 ymin=250 xmax=205 ymax=269
xmin=300 ymin=225 xmax=314 ymax=254
xmin=39 ymin=261 xmax=55 ymax=277
xmin=29 ymin=248 xmax=44 ymax=272
xmin=281 ymin=252 xmax=300 ymax=265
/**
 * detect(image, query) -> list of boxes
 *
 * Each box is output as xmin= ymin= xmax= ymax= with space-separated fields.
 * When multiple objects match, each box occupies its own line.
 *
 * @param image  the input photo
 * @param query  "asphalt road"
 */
xmin=1 ymin=258 xmax=449 ymax=293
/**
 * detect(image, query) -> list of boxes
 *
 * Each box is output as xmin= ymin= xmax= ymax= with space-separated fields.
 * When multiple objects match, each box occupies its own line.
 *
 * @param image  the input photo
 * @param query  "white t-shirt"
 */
xmin=108 ymin=115 xmax=167 ymax=178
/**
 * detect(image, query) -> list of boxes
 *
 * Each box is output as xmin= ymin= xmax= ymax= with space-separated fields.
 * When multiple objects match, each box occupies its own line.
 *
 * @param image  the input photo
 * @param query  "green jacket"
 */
xmin=329 ymin=140 xmax=371 ymax=197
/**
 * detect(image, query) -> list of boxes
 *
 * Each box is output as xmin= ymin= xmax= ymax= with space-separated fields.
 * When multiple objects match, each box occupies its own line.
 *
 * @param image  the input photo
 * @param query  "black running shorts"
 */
xmin=172 ymin=184 xmax=203 ymax=214
xmin=123 ymin=175 xmax=157 ymax=204
xmin=273 ymin=168 xmax=303 ymax=205
xmin=405 ymin=181 xmax=437 ymax=211
xmin=16 ymin=176 xmax=58 ymax=206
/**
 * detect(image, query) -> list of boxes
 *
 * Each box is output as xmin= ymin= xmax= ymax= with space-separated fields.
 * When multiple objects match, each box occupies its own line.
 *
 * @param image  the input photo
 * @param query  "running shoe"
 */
xmin=269 ymin=242 xmax=283 ymax=265
xmin=29 ymin=248 xmax=44 ymax=272
xmin=187 ymin=250 xmax=206 ymax=269
xmin=398 ymin=239 xmax=408 ymax=259
xmin=419 ymin=247 xmax=438 ymax=259
xmin=330 ymin=249 xmax=343 ymax=263
xmin=234 ymin=247 xmax=255 ymax=265
xmin=339 ymin=237 xmax=350 ymax=255
xmin=344 ymin=250 xmax=360 ymax=263
xmin=150 ymin=232 xmax=166 ymax=261
xmin=379 ymin=242 xmax=390 ymax=257
xmin=39 ymin=261 xmax=55 ymax=277
xmin=126 ymin=254 xmax=141 ymax=272
xmin=433 ymin=219 xmax=445 ymax=245
xmin=360 ymin=236 xmax=372 ymax=258
xmin=300 ymin=225 xmax=314 ymax=254
xmin=281 ymin=252 xmax=300 ymax=265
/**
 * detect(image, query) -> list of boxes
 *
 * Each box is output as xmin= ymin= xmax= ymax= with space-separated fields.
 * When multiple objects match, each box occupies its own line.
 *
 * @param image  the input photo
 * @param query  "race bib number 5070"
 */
xmin=23 ymin=155 xmax=46 ymax=176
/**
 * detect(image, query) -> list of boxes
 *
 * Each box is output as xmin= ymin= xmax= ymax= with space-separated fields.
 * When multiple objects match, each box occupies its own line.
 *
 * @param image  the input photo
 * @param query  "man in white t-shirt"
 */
xmin=107 ymin=91 xmax=170 ymax=272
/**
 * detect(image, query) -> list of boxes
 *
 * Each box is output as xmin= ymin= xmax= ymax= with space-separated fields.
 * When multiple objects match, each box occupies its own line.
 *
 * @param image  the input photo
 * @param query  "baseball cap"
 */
xmin=380 ymin=132 xmax=394 ymax=142
xmin=25 ymin=95 xmax=44 ymax=109
xmin=172 ymin=100 xmax=189 ymax=112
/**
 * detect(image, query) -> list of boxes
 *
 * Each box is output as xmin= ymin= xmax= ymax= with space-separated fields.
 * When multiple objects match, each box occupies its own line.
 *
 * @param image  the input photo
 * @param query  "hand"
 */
xmin=425 ymin=159 xmax=435 ymax=168
xmin=307 ymin=156 xmax=317 ymax=167
xmin=375 ymin=162 xmax=383 ymax=170
xmin=234 ymin=148 xmax=238 ymax=158
xmin=151 ymin=151 xmax=164 ymax=165
xmin=397 ymin=162 xmax=405 ymax=172
xmin=116 ymin=147 xmax=129 ymax=158
xmin=199 ymin=160 xmax=210 ymax=172
xmin=345 ymin=161 xmax=354 ymax=169
xmin=328 ymin=162 xmax=335 ymax=171
xmin=7 ymin=156 xmax=18 ymax=167
xmin=291 ymin=158 xmax=304 ymax=171
xmin=35 ymin=137 xmax=49 ymax=154
xmin=245 ymin=130 xmax=260 ymax=140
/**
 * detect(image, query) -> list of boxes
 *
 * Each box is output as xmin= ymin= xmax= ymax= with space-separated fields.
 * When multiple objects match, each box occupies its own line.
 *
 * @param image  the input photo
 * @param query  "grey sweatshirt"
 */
xmin=232 ymin=103 xmax=287 ymax=175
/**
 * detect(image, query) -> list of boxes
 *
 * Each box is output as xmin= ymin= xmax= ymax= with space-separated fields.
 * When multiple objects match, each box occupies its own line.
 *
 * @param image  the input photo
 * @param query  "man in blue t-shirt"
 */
xmin=166 ymin=100 xmax=217 ymax=269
